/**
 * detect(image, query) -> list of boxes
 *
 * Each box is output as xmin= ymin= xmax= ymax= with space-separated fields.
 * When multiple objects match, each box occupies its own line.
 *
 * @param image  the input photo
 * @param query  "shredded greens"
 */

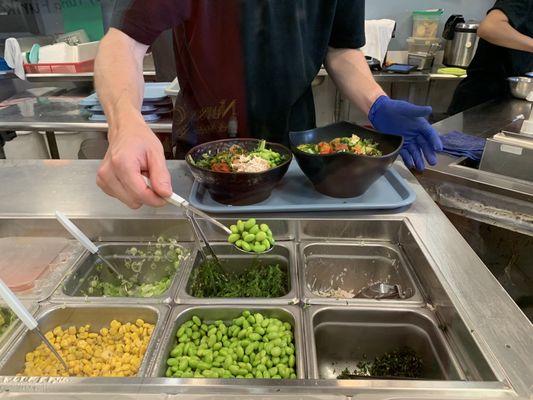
xmin=83 ymin=237 xmax=188 ymax=298
xmin=189 ymin=259 xmax=288 ymax=298
xmin=337 ymin=347 xmax=424 ymax=379
xmin=0 ymin=308 xmax=15 ymax=336
xmin=297 ymin=134 xmax=382 ymax=156
xmin=189 ymin=140 xmax=287 ymax=172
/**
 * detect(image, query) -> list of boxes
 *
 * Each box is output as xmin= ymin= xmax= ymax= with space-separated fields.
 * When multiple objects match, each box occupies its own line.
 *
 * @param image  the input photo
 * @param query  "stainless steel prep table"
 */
xmin=425 ymin=98 xmax=533 ymax=235
xmin=0 ymin=159 xmax=531 ymax=399
xmin=0 ymin=88 xmax=172 ymax=159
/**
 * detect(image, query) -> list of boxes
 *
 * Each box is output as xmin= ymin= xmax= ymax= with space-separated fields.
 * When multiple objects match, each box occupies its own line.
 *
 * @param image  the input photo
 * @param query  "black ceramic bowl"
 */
xmin=186 ymin=138 xmax=292 ymax=205
xmin=289 ymin=122 xmax=403 ymax=198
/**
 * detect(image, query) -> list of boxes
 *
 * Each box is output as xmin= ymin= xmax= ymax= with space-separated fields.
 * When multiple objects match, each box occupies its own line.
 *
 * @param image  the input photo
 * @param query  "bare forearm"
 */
xmin=478 ymin=10 xmax=533 ymax=53
xmin=325 ymin=48 xmax=386 ymax=115
xmin=94 ymin=28 xmax=148 ymax=138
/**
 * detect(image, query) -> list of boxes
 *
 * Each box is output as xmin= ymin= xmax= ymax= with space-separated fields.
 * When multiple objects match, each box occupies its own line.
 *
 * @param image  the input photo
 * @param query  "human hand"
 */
xmin=97 ymin=116 xmax=172 ymax=209
xmin=368 ymin=95 xmax=443 ymax=171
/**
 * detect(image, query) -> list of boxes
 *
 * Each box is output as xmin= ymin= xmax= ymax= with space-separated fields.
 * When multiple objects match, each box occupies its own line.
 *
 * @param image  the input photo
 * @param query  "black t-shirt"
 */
xmin=113 ymin=0 xmax=365 ymax=155
xmin=449 ymin=0 xmax=533 ymax=114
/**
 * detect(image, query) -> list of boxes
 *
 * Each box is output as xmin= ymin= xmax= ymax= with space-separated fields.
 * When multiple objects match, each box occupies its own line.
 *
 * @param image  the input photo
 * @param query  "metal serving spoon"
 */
xmin=55 ymin=211 xmax=123 ymax=277
xmin=0 ymin=279 xmax=68 ymax=371
xmin=142 ymin=177 xmax=272 ymax=254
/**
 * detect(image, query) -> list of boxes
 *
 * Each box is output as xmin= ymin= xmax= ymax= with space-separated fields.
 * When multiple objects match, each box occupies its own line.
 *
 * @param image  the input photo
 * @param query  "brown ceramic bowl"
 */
xmin=290 ymin=122 xmax=403 ymax=198
xmin=186 ymin=139 xmax=292 ymax=205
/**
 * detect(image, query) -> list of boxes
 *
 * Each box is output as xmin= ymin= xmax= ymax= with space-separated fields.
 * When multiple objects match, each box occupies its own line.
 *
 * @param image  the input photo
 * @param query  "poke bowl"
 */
xmin=186 ymin=138 xmax=292 ymax=205
xmin=289 ymin=122 xmax=403 ymax=198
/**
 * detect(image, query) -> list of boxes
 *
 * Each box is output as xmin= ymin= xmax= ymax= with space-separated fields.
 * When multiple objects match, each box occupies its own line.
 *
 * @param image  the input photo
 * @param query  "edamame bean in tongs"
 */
xmin=227 ymin=218 xmax=275 ymax=253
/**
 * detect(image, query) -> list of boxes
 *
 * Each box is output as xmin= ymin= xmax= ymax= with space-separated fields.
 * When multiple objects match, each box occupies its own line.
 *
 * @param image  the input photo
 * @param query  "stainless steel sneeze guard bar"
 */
xmin=0 ymin=160 xmax=531 ymax=399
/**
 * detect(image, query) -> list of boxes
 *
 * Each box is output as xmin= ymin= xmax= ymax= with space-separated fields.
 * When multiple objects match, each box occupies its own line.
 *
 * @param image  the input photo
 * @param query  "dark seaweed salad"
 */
xmin=189 ymin=259 xmax=288 ymax=298
xmin=337 ymin=347 xmax=423 ymax=379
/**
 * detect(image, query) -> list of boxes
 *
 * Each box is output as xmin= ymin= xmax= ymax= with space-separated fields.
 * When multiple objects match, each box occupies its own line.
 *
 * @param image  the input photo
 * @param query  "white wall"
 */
xmin=365 ymin=0 xmax=496 ymax=49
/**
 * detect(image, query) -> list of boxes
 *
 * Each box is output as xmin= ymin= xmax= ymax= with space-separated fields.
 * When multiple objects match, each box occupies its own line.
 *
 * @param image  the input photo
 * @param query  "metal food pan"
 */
xmin=299 ymin=242 xmax=423 ymax=305
xmin=52 ymin=242 xmax=194 ymax=303
xmin=304 ymin=306 xmax=465 ymax=381
xmin=148 ymin=305 xmax=306 ymax=379
xmin=176 ymin=242 xmax=299 ymax=305
xmin=0 ymin=303 xmax=170 ymax=377
xmin=0 ymin=303 xmax=38 ymax=356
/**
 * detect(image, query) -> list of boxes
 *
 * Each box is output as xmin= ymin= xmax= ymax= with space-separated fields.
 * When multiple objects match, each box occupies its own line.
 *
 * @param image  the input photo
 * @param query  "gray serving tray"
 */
xmin=189 ymin=162 xmax=416 ymax=213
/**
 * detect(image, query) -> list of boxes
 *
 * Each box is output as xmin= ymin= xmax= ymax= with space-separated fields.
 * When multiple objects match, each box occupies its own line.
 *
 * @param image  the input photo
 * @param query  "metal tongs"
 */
xmin=186 ymin=211 xmax=223 ymax=267
xmin=0 ymin=279 xmax=68 ymax=371
xmin=143 ymin=177 xmax=272 ymax=254
xmin=355 ymin=282 xmax=411 ymax=300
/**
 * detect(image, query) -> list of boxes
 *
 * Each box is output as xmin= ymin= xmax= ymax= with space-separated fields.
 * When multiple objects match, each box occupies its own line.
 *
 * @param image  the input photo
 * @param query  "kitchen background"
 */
xmin=366 ymin=0 xmax=494 ymax=49
xmin=0 ymin=0 xmax=501 ymax=154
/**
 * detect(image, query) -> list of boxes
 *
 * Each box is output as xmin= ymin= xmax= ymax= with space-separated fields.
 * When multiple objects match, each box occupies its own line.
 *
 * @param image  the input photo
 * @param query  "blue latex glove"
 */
xmin=368 ymin=95 xmax=443 ymax=171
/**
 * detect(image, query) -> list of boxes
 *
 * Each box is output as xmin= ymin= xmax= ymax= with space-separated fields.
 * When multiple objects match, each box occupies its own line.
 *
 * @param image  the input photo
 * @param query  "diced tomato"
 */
xmin=317 ymin=142 xmax=333 ymax=154
xmin=334 ymin=143 xmax=349 ymax=152
xmin=211 ymin=162 xmax=231 ymax=172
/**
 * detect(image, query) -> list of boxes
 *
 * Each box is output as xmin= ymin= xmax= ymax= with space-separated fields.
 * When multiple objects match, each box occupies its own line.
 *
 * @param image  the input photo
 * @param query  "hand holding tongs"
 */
xmin=142 ymin=177 xmax=231 ymax=234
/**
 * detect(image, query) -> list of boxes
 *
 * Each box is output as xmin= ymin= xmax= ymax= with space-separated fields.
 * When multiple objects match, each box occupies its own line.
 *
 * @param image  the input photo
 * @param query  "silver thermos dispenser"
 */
xmin=442 ymin=15 xmax=480 ymax=68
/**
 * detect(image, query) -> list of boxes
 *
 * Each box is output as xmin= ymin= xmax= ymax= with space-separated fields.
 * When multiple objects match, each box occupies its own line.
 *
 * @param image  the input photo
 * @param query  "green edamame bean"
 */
xmin=228 ymin=233 xmax=240 ymax=243
xmin=244 ymin=234 xmax=255 ymax=243
xmin=170 ymin=347 xmax=181 ymax=358
xmin=178 ymin=358 xmax=189 ymax=371
xmin=245 ymin=342 xmax=256 ymax=355
xmin=167 ymin=357 xmax=178 ymax=366
xmin=254 ymin=313 xmax=264 ymax=324
xmin=244 ymin=218 xmax=256 ymax=229
xmin=271 ymin=346 xmax=281 ymax=357
xmin=289 ymin=355 xmax=295 ymax=367
xmin=253 ymin=243 xmax=266 ymax=253
xmin=255 ymin=231 xmax=267 ymax=242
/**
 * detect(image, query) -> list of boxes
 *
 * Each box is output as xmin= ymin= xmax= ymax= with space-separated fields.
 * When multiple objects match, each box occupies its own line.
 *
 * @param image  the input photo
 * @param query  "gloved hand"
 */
xmin=368 ymin=95 xmax=443 ymax=171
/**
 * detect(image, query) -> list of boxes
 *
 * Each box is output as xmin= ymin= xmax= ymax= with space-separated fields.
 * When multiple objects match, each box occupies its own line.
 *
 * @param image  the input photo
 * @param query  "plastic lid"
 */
xmin=0 ymin=237 xmax=69 ymax=292
xmin=413 ymin=9 xmax=444 ymax=15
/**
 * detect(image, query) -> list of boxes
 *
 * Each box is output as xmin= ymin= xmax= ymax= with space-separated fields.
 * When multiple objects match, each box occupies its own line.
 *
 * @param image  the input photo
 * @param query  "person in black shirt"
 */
xmin=95 ymin=1 xmax=442 ymax=209
xmin=448 ymin=0 xmax=533 ymax=115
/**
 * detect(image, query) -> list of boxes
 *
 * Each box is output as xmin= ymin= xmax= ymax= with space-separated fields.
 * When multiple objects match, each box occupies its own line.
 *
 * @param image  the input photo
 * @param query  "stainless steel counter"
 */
xmin=424 ymin=99 xmax=533 ymax=236
xmin=0 ymin=159 xmax=531 ymax=399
